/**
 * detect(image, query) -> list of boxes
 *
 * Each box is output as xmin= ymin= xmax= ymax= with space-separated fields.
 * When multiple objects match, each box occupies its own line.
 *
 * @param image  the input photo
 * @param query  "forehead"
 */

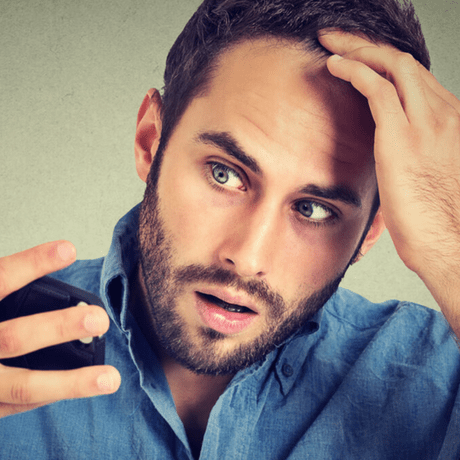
xmin=173 ymin=38 xmax=376 ymax=199
xmin=210 ymin=39 xmax=373 ymax=156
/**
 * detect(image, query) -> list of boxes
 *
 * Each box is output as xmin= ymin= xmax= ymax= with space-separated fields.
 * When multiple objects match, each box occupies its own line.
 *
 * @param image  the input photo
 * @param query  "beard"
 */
xmin=137 ymin=152 xmax=354 ymax=376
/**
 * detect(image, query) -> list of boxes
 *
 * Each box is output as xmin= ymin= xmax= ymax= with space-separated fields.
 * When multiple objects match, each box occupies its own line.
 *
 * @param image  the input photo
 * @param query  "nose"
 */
xmin=216 ymin=202 xmax=281 ymax=278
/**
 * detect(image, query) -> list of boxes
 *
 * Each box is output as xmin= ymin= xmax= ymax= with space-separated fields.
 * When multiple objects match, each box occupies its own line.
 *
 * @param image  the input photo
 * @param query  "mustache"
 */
xmin=173 ymin=264 xmax=285 ymax=317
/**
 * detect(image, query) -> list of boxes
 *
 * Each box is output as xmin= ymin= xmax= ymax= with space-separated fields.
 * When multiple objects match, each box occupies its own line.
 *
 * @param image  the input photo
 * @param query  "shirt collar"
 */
xmin=100 ymin=204 xmax=141 ymax=332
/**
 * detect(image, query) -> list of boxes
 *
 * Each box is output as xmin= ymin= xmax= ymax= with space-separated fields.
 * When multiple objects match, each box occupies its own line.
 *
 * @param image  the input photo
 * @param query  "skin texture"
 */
xmin=136 ymin=39 xmax=383 ymax=374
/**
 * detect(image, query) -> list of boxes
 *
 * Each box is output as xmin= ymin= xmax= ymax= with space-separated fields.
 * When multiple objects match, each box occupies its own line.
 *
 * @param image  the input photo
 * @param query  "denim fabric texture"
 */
xmin=1 ymin=205 xmax=460 ymax=459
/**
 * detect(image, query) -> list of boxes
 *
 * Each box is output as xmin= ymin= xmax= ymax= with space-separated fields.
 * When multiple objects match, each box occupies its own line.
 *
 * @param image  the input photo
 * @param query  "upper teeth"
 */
xmin=203 ymin=293 xmax=251 ymax=313
xmin=223 ymin=304 xmax=247 ymax=313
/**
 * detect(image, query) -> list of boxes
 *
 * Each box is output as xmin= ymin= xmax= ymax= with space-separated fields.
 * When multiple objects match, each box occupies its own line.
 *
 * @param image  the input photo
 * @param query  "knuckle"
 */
xmin=55 ymin=313 xmax=69 ymax=342
xmin=65 ymin=372 xmax=87 ymax=399
xmin=31 ymin=246 xmax=46 ymax=273
xmin=443 ymin=110 xmax=460 ymax=129
xmin=395 ymin=52 xmax=417 ymax=72
xmin=433 ymin=107 xmax=460 ymax=134
xmin=0 ymin=323 xmax=22 ymax=357
xmin=69 ymin=380 xmax=84 ymax=399
xmin=372 ymin=79 xmax=396 ymax=100
xmin=10 ymin=378 xmax=32 ymax=404
xmin=55 ymin=307 xmax=81 ymax=342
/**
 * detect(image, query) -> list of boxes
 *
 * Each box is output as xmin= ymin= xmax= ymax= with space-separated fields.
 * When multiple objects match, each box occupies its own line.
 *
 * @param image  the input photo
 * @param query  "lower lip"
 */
xmin=195 ymin=293 xmax=257 ymax=335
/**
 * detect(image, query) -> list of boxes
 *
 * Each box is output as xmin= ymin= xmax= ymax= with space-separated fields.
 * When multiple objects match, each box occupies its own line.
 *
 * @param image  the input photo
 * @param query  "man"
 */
xmin=1 ymin=0 xmax=459 ymax=458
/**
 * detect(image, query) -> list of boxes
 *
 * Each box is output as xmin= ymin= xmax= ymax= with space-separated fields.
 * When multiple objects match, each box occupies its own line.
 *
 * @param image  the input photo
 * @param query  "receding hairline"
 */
xmin=191 ymin=35 xmax=332 ymax=101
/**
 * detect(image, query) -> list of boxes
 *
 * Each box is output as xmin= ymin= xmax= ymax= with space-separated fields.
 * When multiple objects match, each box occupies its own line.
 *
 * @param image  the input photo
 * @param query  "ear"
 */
xmin=134 ymin=88 xmax=163 ymax=183
xmin=352 ymin=208 xmax=386 ymax=264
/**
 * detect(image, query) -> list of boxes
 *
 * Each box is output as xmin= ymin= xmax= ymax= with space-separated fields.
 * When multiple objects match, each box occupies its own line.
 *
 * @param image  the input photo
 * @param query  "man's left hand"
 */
xmin=319 ymin=30 xmax=460 ymax=334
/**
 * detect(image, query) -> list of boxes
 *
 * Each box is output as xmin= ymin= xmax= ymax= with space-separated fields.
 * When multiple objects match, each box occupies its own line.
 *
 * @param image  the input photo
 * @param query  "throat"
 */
xmin=156 ymin=350 xmax=234 ymax=458
xmin=166 ymin=368 xmax=233 ymax=460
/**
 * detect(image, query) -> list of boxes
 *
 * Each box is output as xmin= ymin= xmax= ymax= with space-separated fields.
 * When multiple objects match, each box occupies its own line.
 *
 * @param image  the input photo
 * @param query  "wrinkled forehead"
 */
xmin=201 ymin=38 xmax=375 ymax=168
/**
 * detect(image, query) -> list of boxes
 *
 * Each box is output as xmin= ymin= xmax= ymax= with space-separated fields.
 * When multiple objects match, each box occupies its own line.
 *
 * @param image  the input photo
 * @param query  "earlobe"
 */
xmin=134 ymin=88 xmax=163 ymax=183
xmin=353 ymin=209 xmax=386 ymax=264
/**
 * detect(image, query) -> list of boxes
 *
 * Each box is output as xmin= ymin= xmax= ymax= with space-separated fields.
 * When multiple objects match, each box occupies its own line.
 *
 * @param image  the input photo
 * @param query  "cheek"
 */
xmin=157 ymin=163 xmax=234 ymax=259
xmin=279 ymin=219 xmax=364 ymax=293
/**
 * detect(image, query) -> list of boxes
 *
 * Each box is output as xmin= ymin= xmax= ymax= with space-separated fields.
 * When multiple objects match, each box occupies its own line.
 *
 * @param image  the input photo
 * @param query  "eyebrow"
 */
xmin=195 ymin=130 xmax=361 ymax=208
xmin=299 ymin=184 xmax=362 ymax=208
xmin=195 ymin=131 xmax=262 ymax=175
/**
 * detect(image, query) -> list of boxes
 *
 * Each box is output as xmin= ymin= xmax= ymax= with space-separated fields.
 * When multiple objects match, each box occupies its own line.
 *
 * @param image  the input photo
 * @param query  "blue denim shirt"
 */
xmin=1 ymin=204 xmax=460 ymax=459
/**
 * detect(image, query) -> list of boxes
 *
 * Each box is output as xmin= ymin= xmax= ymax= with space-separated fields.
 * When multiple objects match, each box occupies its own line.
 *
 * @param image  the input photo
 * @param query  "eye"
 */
xmin=210 ymin=163 xmax=245 ymax=190
xmin=295 ymin=200 xmax=336 ymax=223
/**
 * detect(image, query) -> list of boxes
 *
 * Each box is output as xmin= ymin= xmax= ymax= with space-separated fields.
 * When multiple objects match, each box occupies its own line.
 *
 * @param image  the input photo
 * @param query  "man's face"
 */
xmin=138 ymin=39 xmax=378 ymax=375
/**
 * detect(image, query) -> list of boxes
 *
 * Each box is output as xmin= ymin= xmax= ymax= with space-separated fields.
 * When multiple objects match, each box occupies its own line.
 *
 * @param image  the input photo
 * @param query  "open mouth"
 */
xmin=197 ymin=293 xmax=255 ymax=314
xmin=195 ymin=291 xmax=258 ymax=335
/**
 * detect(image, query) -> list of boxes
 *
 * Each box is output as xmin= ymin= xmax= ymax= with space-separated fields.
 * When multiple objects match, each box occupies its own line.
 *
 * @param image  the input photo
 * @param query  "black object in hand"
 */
xmin=0 ymin=276 xmax=105 ymax=370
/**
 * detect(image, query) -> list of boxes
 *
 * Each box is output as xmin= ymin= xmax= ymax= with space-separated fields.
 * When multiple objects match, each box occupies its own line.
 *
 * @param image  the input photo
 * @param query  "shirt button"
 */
xmin=282 ymin=363 xmax=294 ymax=377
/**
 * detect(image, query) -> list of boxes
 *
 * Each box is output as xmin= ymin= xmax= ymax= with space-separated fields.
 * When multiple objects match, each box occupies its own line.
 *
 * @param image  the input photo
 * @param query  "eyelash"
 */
xmin=205 ymin=161 xmax=246 ymax=192
xmin=204 ymin=161 xmax=339 ymax=227
xmin=293 ymin=201 xmax=338 ymax=228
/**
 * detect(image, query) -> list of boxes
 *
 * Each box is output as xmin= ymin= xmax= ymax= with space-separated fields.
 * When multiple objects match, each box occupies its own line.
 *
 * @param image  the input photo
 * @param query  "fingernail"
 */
xmin=97 ymin=372 xmax=118 ymax=393
xmin=97 ymin=373 xmax=114 ymax=392
xmin=57 ymin=242 xmax=76 ymax=261
xmin=329 ymin=54 xmax=344 ymax=62
xmin=84 ymin=312 xmax=104 ymax=335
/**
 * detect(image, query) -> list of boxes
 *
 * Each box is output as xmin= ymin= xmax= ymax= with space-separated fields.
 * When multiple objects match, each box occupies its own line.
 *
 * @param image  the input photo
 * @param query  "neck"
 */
xmin=161 ymin=353 xmax=233 ymax=458
xmin=130 ymin=265 xmax=234 ymax=457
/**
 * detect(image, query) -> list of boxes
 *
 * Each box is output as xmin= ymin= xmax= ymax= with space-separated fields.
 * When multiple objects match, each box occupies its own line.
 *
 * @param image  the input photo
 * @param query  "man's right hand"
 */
xmin=0 ymin=241 xmax=121 ymax=418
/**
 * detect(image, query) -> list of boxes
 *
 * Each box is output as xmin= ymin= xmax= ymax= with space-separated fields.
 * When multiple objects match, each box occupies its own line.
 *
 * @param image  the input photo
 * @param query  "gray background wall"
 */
xmin=1 ymin=0 xmax=458 ymax=311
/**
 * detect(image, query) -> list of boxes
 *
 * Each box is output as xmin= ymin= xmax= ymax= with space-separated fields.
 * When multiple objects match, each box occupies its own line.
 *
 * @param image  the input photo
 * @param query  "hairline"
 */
xmin=152 ymin=34 xmax=380 ymax=230
xmin=158 ymin=34 xmax=332 ymax=153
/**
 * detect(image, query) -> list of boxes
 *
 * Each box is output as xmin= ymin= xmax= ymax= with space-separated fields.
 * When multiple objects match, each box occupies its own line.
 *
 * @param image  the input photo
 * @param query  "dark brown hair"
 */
xmin=150 ymin=0 xmax=430 ymax=225
xmin=158 ymin=0 xmax=429 ymax=153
